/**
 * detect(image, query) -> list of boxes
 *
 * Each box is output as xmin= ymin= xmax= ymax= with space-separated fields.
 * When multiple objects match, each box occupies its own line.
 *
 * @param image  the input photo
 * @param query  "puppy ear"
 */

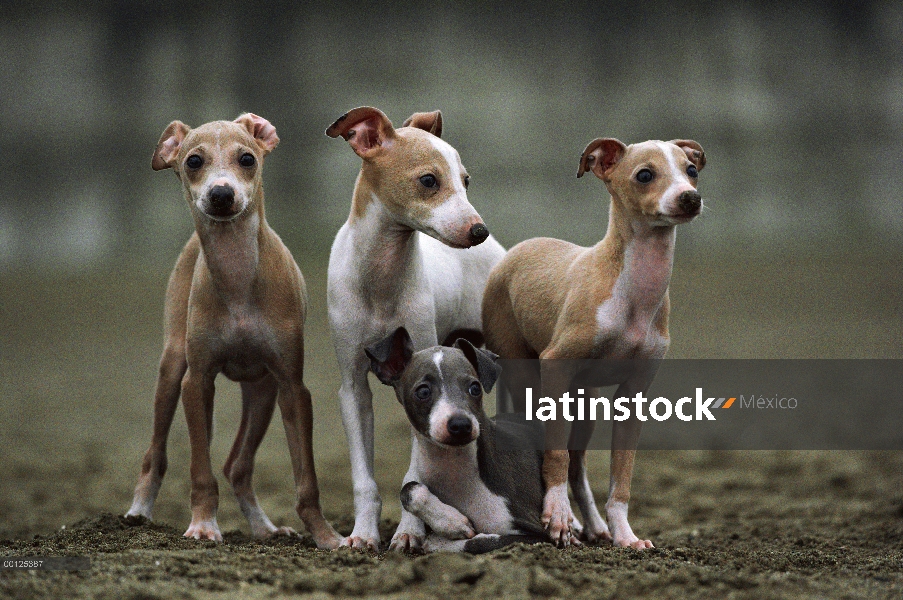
xmin=453 ymin=338 xmax=502 ymax=393
xmin=235 ymin=113 xmax=279 ymax=155
xmin=668 ymin=139 xmax=706 ymax=171
xmin=152 ymin=121 xmax=190 ymax=171
xmin=401 ymin=110 xmax=442 ymax=138
xmin=577 ymin=138 xmax=626 ymax=180
xmin=365 ymin=327 xmax=414 ymax=386
xmin=325 ymin=107 xmax=396 ymax=158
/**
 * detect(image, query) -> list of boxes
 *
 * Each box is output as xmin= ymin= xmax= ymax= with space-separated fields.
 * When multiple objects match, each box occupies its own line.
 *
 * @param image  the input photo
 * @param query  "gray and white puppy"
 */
xmin=365 ymin=327 xmax=550 ymax=553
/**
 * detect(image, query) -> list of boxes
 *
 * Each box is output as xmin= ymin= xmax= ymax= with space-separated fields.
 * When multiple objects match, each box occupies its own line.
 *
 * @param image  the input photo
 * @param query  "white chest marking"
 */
xmin=594 ymin=231 xmax=674 ymax=358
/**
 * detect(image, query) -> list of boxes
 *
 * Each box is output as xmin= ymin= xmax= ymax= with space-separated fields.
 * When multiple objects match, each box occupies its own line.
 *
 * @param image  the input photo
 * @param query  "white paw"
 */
xmin=433 ymin=514 xmax=476 ymax=540
xmin=184 ymin=519 xmax=223 ymax=541
xmin=541 ymin=484 xmax=573 ymax=547
xmin=389 ymin=532 xmax=424 ymax=554
xmin=341 ymin=535 xmax=380 ymax=551
xmin=614 ymin=535 xmax=654 ymax=550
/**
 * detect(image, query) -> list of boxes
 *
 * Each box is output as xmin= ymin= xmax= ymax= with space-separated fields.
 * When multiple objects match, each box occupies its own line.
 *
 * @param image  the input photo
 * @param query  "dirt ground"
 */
xmin=1 ymin=252 xmax=902 ymax=599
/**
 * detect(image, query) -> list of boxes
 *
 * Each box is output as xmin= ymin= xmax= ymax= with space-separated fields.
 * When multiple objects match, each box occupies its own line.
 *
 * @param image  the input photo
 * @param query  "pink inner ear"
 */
xmin=235 ymin=114 xmax=279 ymax=152
xmin=599 ymin=141 xmax=625 ymax=172
xmin=152 ymin=134 xmax=183 ymax=170
xmin=676 ymin=145 xmax=705 ymax=169
xmin=159 ymin=136 xmax=181 ymax=161
xmin=402 ymin=111 xmax=442 ymax=137
xmin=348 ymin=117 xmax=383 ymax=154
xmin=252 ymin=120 xmax=279 ymax=151
xmin=375 ymin=331 xmax=411 ymax=381
xmin=383 ymin=352 xmax=407 ymax=378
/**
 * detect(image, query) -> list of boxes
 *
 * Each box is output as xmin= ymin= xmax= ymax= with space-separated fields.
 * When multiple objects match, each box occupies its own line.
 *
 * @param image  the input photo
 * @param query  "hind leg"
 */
xmin=223 ymin=373 xmax=290 ymax=538
xmin=277 ymin=360 xmax=342 ymax=549
xmin=568 ymin=449 xmax=611 ymax=543
xmin=482 ymin=278 xmax=535 ymax=360
xmin=482 ymin=282 xmax=538 ymax=414
xmin=567 ymin=387 xmax=611 ymax=543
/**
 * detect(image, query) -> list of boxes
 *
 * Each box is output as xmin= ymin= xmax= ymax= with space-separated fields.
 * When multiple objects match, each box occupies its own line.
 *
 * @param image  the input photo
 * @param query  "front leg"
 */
xmin=337 ymin=360 xmax=381 ymax=550
xmin=400 ymin=482 xmax=475 ymax=541
xmin=606 ymin=381 xmax=653 ymax=549
xmin=389 ymin=449 xmax=428 ymax=554
xmin=567 ymin=386 xmax=611 ymax=543
xmin=181 ymin=366 xmax=222 ymax=541
xmin=389 ymin=325 xmax=442 ymax=553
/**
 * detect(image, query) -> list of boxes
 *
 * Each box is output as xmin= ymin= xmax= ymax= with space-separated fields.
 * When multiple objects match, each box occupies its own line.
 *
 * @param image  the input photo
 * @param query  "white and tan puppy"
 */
xmin=482 ymin=138 xmax=706 ymax=549
xmin=325 ymin=107 xmax=506 ymax=551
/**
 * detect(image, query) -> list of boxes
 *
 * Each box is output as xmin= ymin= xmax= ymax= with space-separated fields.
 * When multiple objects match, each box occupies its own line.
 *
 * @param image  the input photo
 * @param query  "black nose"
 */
xmin=209 ymin=185 xmax=235 ymax=211
xmin=678 ymin=190 xmax=701 ymax=214
xmin=469 ymin=223 xmax=489 ymax=245
xmin=447 ymin=415 xmax=473 ymax=439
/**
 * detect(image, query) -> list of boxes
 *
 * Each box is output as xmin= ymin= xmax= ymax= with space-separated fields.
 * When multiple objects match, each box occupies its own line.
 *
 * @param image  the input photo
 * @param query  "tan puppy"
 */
xmin=126 ymin=114 xmax=341 ymax=549
xmin=482 ymin=138 xmax=705 ymax=549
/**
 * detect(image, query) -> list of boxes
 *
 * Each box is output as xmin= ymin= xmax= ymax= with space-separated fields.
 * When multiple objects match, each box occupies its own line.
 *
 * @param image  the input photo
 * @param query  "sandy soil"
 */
xmin=1 ymin=252 xmax=901 ymax=598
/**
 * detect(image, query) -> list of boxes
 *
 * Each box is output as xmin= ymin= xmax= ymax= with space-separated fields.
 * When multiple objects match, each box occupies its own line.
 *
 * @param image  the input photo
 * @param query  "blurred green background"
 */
xmin=0 ymin=1 xmax=900 ymax=540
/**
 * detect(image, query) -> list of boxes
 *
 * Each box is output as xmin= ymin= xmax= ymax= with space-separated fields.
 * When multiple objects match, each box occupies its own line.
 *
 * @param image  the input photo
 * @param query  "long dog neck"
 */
xmin=193 ymin=191 xmax=267 ymax=308
xmin=596 ymin=196 xmax=676 ymax=315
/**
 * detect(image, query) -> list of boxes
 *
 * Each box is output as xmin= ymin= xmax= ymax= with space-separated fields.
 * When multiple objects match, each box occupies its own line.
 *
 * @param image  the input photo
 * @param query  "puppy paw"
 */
xmin=342 ymin=535 xmax=379 ymax=551
xmin=433 ymin=514 xmax=476 ymax=540
xmin=541 ymin=484 xmax=573 ymax=547
xmin=614 ymin=536 xmax=654 ymax=550
xmin=184 ymin=519 xmax=223 ymax=542
xmin=257 ymin=526 xmax=297 ymax=539
xmin=581 ymin=518 xmax=613 ymax=544
xmin=314 ymin=530 xmax=344 ymax=550
xmin=389 ymin=532 xmax=425 ymax=554
xmin=606 ymin=501 xmax=651 ymax=549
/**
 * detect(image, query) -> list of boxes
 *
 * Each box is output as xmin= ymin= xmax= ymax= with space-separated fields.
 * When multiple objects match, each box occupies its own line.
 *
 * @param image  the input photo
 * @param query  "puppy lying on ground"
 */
xmin=365 ymin=327 xmax=550 ymax=553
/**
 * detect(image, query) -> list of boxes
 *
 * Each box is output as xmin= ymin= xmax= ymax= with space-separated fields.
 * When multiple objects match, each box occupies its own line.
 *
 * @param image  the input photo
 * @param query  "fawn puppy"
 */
xmin=482 ymin=138 xmax=706 ymax=548
xmin=127 ymin=114 xmax=341 ymax=548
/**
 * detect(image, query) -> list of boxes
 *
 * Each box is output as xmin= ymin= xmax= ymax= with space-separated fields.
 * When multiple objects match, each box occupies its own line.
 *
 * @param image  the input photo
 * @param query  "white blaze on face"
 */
xmin=428 ymin=397 xmax=458 ymax=442
xmin=421 ymin=136 xmax=480 ymax=246
xmin=427 ymin=350 xmax=480 ymax=443
xmin=654 ymin=142 xmax=694 ymax=216
xmin=430 ymin=137 xmax=467 ymax=195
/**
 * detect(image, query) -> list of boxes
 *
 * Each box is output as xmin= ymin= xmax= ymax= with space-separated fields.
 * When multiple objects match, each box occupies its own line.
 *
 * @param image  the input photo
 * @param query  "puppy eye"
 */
xmin=186 ymin=155 xmax=203 ymax=170
xmin=415 ymin=385 xmax=431 ymax=400
xmin=635 ymin=169 xmax=653 ymax=184
xmin=463 ymin=175 xmax=470 ymax=189
xmin=239 ymin=153 xmax=255 ymax=168
xmin=419 ymin=174 xmax=438 ymax=189
xmin=468 ymin=382 xmax=481 ymax=397
xmin=686 ymin=165 xmax=698 ymax=178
